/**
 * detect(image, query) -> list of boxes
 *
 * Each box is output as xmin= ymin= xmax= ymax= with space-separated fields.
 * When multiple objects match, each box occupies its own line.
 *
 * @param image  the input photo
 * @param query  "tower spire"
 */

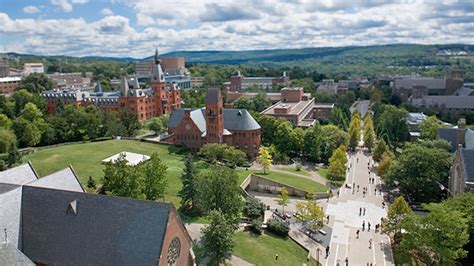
xmin=154 ymin=47 xmax=160 ymax=64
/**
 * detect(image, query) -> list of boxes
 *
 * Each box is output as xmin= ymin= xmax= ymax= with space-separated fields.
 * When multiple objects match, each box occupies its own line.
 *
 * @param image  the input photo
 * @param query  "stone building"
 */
xmin=165 ymin=88 xmax=261 ymax=159
xmin=260 ymin=87 xmax=334 ymax=127
xmin=223 ymin=71 xmax=289 ymax=91
xmin=0 ymin=163 xmax=194 ymax=265
xmin=42 ymin=49 xmax=181 ymax=121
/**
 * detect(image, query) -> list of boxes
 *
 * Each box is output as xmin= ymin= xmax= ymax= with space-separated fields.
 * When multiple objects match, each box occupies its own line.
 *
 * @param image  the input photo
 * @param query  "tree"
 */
xmin=178 ymin=155 xmax=199 ymax=210
xmin=296 ymin=199 xmax=325 ymax=230
xmin=19 ymin=73 xmax=54 ymax=93
xmin=276 ymin=187 xmax=289 ymax=214
xmin=196 ymin=165 xmax=243 ymax=221
xmin=87 ymin=176 xmax=96 ymax=189
xmin=348 ymin=113 xmax=361 ymax=151
xmin=201 ymin=210 xmax=235 ymax=265
xmin=267 ymin=218 xmax=290 ymax=237
xmin=252 ymin=92 xmax=272 ymax=112
xmin=256 ymin=146 xmax=272 ymax=174
xmin=328 ymin=145 xmax=347 ymax=181
xmin=399 ymin=204 xmax=468 ymax=264
xmin=119 ymin=109 xmax=141 ymax=136
xmin=374 ymin=105 xmax=408 ymax=148
xmin=372 ymin=139 xmax=389 ymax=162
xmin=7 ymin=143 xmax=21 ymax=167
xmin=363 ymin=125 xmax=375 ymax=152
xmin=0 ymin=114 xmax=12 ymax=128
xmin=148 ymin=117 xmax=164 ymax=134
xmin=222 ymin=147 xmax=247 ymax=167
xmin=419 ymin=115 xmax=444 ymax=140
xmin=320 ymin=125 xmax=349 ymax=163
xmin=377 ymin=152 xmax=393 ymax=178
xmin=330 ymin=106 xmax=349 ymax=130
xmin=383 ymin=196 xmax=413 ymax=245
xmin=0 ymin=128 xmax=16 ymax=153
xmin=102 ymin=153 xmax=143 ymax=199
xmin=142 ymin=153 xmax=168 ymax=201
xmin=233 ymin=96 xmax=254 ymax=111
xmin=303 ymin=123 xmax=322 ymax=162
xmin=386 ymin=144 xmax=451 ymax=202
xmin=244 ymin=196 xmax=266 ymax=220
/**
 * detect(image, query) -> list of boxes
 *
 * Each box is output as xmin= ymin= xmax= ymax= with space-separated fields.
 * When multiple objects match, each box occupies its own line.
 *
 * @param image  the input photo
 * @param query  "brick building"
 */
xmin=260 ymin=87 xmax=334 ymax=127
xmin=0 ymin=76 xmax=21 ymax=95
xmin=165 ymin=88 xmax=261 ymax=159
xmin=223 ymin=71 xmax=289 ymax=92
xmin=42 ymin=49 xmax=180 ymax=121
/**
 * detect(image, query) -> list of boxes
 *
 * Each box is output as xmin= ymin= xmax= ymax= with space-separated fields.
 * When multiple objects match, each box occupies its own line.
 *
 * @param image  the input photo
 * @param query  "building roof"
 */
xmin=394 ymin=77 xmax=446 ymax=90
xmin=101 ymin=151 xmax=151 ymax=166
xmin=438 ymin=128 xmax=461 ymax=152
xmin=26 ymin=166 xmax=84 ymax=192
xmin=461 ymin=149 xmax=474 ymax=182
xmin=261 ymin=99 xmax=314 ymax=116
xmin=407 ymin=112 xmax=427 ymax=124
xmin=466 ymin=129 xmax=474 ymax=149
xmin=0 ymin=77 xmax=21 ymax=83
xmin=0 ymin=243 xmax=34 ymax=266
xmin=0 ymin=163 xmax=38 ymax=185
xmin=411 ymin=96 xmax=474 ymax=110
xmin=20 ymin=185 xmax=171 ymax=266
xmin=0 ymin=182 xmax=20 ymax=194
xmin=168 ymin=108 xmax=260 ymax=133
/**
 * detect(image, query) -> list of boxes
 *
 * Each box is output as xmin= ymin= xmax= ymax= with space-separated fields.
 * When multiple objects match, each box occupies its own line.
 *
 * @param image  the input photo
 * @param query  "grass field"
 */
xmin=236 ymin=169 xmax=327 ymax=193
xmin=24 ymin=140 xmax=190 ymax=206
xmin=234 ymin=231 xmax=318 ymax=266
xmin=277 ymin=166 xmax=311 ymax=176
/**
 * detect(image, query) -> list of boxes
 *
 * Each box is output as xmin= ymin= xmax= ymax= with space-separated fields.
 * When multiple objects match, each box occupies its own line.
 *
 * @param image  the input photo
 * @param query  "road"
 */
xmin=350 ymin=100 xmax=370 ymax=117
xmin=322 ymin=137 xmax=394 ymax=265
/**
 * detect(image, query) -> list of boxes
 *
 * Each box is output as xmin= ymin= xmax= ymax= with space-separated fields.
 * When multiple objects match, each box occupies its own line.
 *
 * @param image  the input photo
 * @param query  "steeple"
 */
xmin=151 ymin=47 xmax=165 ymax=83
xmin=120 ymin=76 xmax=129 ymax=96
xmin=154 ymin=47 xmax=161 ymax=64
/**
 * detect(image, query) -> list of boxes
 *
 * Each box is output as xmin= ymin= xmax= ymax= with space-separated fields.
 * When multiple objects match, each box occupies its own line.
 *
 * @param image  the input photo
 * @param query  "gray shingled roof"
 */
xmin=0 ymin=163 xmax=38 ymax=185
xmin=438 ymin=128 xmax=462 ymax=152
xmin=465 ymin=129 xmax=474 ymax=149
xmin=0 ymin=183 xmax=23 ymax=248
xmin=0 ymin=183 xmax=20 ymax=194
xmin=169 ymin=108 xmax=260 ymax=133
xmin=21 ymin=186 xmax=171 ymax=266
xmin=206 ymin=87 xmax=220 ymax=104
xmin=411 ymin=96 xmax=474 ymax=109
xmin=461 ymin=149 xmax=474 ymax=182
xmin=26 ymin=166 xmax=84 ymax=192
xmin=0 ymin=243 xmax=34 ymax=266
xmin=394 ymin=77 xmax=446 ymax=90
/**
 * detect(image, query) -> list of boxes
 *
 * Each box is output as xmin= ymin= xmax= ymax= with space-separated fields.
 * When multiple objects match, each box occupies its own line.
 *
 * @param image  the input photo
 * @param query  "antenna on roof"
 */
xmin=4 ymin=228 xmax=7 ymax=243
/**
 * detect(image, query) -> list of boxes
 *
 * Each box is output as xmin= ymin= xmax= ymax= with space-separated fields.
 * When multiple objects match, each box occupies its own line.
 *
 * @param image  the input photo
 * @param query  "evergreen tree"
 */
xmin=7 ymin=143 xmax=21 ymax=167
xmin=178 ymin=155 xmax=199 ymax=210
xmin=87 ymin=176 xmax=96 ymax=189
xmin=142 ymin=152 xmax=168 ymax=201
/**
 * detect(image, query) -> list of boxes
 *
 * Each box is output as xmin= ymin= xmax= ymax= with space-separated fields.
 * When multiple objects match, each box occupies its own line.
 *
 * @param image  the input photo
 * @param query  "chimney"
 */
xmin=283 ymin=71 xmax=287 ymax=77
xmin=237 ymin=71 xmax=241 ymax=76
xmin=457 ymin=118 xmax=466 ymax=147
xmin=184 ymin=109 xmax=191 ymax=116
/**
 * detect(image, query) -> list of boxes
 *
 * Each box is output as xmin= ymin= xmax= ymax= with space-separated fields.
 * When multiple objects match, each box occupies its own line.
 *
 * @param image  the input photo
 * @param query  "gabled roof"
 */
xmin=206 ymin=87 xmax=220 ymax=104
xmin=461 ymin=149 xmax=474 ymax=182
xmin=168 ymin=108 xmax=206 ymax=132
xmin=26 ymin=166 xmax=84 ymax=192
xmin=0 ymin=243 xmax=34 ymax=266
xmin=438 ymin=128 xmax=462 ymax=152
xmin=21 ymin=186 xmax=171 ymax=266
xmin=465 ymin=129 xmax=474 ymax=149
xmin=0 ymin=163 xmax=38 ymax=185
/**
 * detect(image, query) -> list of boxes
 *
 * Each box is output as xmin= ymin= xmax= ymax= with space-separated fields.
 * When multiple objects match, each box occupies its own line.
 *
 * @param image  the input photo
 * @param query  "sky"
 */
xmin=0 ymin=0 xmax=473 ymax=58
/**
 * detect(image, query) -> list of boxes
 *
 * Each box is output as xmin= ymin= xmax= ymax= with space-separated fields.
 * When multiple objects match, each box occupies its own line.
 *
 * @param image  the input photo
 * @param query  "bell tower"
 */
xmin=151 ymin=48 xmax=167 ymax=114
xmin=205 ymin=88 xmax=224 ymax=143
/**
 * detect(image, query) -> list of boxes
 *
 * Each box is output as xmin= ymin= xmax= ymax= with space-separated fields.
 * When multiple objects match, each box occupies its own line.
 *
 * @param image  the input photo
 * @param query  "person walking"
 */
xmin=356 ymin=229 xmax=360 ymax=239
xmin=357 ymin=185 xmax=360 ymax=192
xmin=359 ymin=207 xmax=362 ymax=216
xmin=326 ymin=246 xmax=330 ymax=258
xmin=345 ymin=257 xmax=349 ymax=266
xmin=363 ymin=207 xmax=366 ymax=216
xmin=374 ymin=188 xmax=377 ymax=194
xmin=362 ymin=220 xmax=365 ymax=231
xmin=368 ymin=222 xmax=371 ymax=232
xmin=369 ymin=238 xmax=372 ymax=249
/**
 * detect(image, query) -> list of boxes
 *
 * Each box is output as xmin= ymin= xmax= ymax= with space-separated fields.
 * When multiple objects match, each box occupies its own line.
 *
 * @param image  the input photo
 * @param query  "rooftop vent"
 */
xmin=67 ymin=200 xmax=77 ymax=214
xmin=237 ymin=110 xmax=242 ymax=116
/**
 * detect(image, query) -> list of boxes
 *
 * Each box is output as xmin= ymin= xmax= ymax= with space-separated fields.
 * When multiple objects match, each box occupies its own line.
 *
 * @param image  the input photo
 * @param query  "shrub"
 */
xmin=0 ymin=160 xmax=6 ymax=171
xmin=267 ymin=218 xmax=290 ymax=237
xmin=250 ymin=219 xmax=262 ymax=235
xmin=244 ymin=196 xmax=266 ymax=219
xmin=295 ymin=163 xmax=302 ymax=171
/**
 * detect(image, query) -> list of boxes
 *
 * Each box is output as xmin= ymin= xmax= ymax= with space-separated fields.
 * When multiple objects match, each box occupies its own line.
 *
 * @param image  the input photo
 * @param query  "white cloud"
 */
xmin=50 ymin=0 xmax=73 ymax=12
xmin=100 ymin=8 xmax=114 ymax=16
xmin=71 ymin=0 xmax=89 ymax=4
xmin=23 ymin=5 xmax=41 ymax=14
xmin=0 ymin=1 xmax=473 ymax=57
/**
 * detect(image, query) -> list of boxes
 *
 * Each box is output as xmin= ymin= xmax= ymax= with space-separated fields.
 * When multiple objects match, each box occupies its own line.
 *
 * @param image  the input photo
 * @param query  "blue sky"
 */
xmin=0 ymin=0 xmax=473 ymax=58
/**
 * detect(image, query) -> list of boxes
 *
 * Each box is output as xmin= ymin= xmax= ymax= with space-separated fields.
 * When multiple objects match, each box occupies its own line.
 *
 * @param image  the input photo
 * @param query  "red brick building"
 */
xmin=42 ymin=49 xmax=180 ymax=121
xmin=165 ymin=88 xmax=261 ymax=159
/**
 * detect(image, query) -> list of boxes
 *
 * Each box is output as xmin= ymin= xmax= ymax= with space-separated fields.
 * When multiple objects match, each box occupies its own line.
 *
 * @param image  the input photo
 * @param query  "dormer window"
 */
xmin=67 ymin=200 xmax=78 ymax=215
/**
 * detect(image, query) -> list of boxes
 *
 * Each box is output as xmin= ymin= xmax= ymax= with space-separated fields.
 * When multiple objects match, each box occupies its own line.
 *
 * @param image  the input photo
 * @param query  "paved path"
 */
xmin=321 ymin=137 xmax=395 ymax=265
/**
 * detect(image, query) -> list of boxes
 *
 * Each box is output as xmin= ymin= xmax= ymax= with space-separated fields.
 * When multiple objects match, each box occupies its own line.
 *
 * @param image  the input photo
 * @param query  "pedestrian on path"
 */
xmin=357 ymin=158 xmax=359 ymax=163
xmin=374 ymin=188 xmax=377 ymax=194
xmin=275 ymin=254 xmax=278 ymax=260
xmin=326 ymin=246 xmax=330 ymax=258
xmin=382 ymin=202 xmax=386 ymax=209
xmin=369 ymin=238 xmax=372 ymax=249
xmin=356 ymin=229 xmax=360 ymax=239
xmin=345 ymin=257 xmax=349 ymax=266
xmin=359 ymin=207 xmax=362 ymax=216
xmin=362 ymin=220 xmax=365 ymax=231
xmin=327 ymin=215 xmax=330 ymax=223
xmin=363 ymin=207 xmax=366 ymax=216
xmin=337 ymin=190 xmax=340 ymax=198
xmin=368 ymin=222 xmax=371 ymax=232
xmin=363 ymin=190 xmax=366 ymax=197
xmin=357 ymin=185 xmax=360 ymax=192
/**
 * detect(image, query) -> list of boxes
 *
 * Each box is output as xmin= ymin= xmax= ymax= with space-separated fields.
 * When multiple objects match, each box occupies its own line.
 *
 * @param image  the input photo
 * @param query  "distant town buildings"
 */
xmin=0 ymin=76 xmax=21 ymax=95
xmin=0 ymin=163 xmax=194 ymax=265
xmin=135 ymin=56 xmax=194 ymax=90
xmin=407 ymin=112 xmax=427 ymax=140
xmin=260 ymin=87 xmax=334 ymax=127
xmin=437 ymin=119 xmax=474 ymax=195
xmin=316 ymin=79 xmax=359 ymax=94
xmin=23 ymin=63 xmax=44 ymax=75
xmin=47 ymin=72 xmax=92 ymax=90
xmin=165 ymin=88 xmax=261 ymax=159
xmin=42 ymin=49 xmax=181 ymax=121
xmin=223 ymin=71 xmax=289 ymax=91
xmin=0 ymin=57 xmax=9 ymax=78
xmin=410 ymin=96 xmax=474 ymax=122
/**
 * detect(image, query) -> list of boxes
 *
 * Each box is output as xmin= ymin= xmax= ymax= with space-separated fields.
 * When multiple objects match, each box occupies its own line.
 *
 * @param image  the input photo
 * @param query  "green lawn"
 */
xmin=234 ymin=231 xmax=318 ymax=266
xmin=24 ymin=140 xmax=189 ymax=206
xmin=277 ymin=166 xmax=311 ymax=176
xmin=316 ymin=167 xmax=329 ymax=180
xmin=237 ymin=169 xmax=327 ymax=193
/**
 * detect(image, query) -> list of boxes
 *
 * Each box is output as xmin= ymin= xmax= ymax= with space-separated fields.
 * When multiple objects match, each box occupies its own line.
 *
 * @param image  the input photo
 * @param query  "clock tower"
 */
xmin=205 ymin=88 xmax=224 ymax=144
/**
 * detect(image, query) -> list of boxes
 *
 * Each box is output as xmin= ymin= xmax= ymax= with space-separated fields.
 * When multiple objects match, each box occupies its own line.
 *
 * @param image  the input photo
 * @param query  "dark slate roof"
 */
xmin=0 ymin=243 xmax=34 ymax=266
xmin=438 ymin=128 xmax=462 ymax=152
xmin=94 ymin=82 xmax=103 ymax=93
xmin=0 ymin=182 xmax=20 ymax=194
xmin=206 ymin=87 xmax=219 ymax=104
xmin=223 ymin=109 xmax=260 ymax=131
xmin=168 ymin=107 xmax=260 ymax=133
xmin=461 ymin=149 xmax=474 ymax=182
xmin=21 ymin=186 xmax=171 ymax=266
xmin=465 ymin=129 xmax=474 ymax=149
